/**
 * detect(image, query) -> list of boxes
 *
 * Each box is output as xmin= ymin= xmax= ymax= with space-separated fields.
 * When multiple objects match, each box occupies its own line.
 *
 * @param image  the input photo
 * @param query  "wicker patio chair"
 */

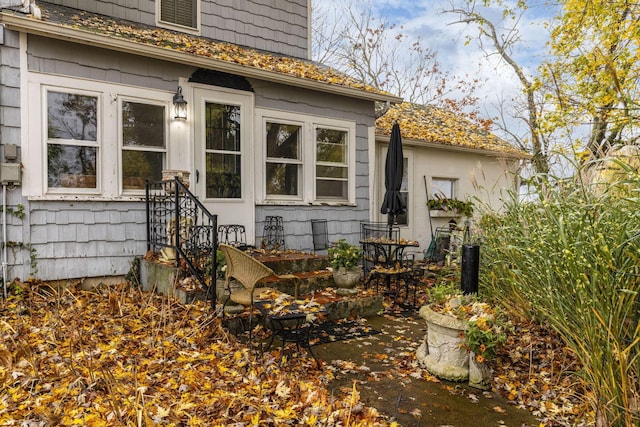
xmin=218 ymin=244 xmax=291 ymax=344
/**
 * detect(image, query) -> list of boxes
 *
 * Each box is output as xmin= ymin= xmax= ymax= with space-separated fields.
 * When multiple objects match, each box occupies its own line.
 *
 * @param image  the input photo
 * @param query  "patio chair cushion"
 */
xmin=229 ymin=286 xmax=284 ymax=306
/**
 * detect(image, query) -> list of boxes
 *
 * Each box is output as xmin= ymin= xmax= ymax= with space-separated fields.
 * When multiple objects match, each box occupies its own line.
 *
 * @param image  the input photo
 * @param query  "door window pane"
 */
xmin=395 ymin=158 xmax=409 ymax=226
xmin=121 ymin=101 xmax=166 ymax=190
xmin=206 ymin=153 xmax=241 ymax=198
xmin=205 ymin=104 xmax=240 ymax=152
xmin=205 ymin=102 xmax=242 ymax=199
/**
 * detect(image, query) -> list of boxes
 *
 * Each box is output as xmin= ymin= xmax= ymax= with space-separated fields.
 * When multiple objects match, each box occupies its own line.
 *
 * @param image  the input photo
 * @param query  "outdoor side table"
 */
xmin=360 ymin=237 xmax=420 ymax=303
xmin=254 ymin=300 xmax=324 ymax=369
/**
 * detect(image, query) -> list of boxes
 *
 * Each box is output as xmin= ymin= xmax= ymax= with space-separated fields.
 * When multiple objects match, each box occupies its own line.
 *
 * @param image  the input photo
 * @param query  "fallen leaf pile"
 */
xmin=492 ymin=320 xmax=593 ymax=426
xmin=0 ymin=281 xmax=395 ymax=426
xmin=376 ymin=102 xmax=527 ymax=156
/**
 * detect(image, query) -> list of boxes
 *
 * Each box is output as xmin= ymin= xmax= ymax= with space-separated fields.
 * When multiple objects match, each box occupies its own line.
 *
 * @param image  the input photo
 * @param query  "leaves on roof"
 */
xmin=25 ymin=3 xmax=388 ymax=97
xmin=377 ymin=102 xmax=527 ymax=156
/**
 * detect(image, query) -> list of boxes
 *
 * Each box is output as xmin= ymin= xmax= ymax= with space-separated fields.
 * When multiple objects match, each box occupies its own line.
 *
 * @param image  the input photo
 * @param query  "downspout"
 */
xmin=2 ymin=184 xmax=6 ymax=298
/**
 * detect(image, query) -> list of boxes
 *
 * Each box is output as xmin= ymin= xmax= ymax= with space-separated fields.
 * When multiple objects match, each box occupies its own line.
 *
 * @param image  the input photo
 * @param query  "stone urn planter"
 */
xmin=469 ymin=351 xmax=493 ymax=390
xmin=417 ymin=304 xmax=469 ymax=382
xmin=332 ymin=266 xmax=362 ymax=289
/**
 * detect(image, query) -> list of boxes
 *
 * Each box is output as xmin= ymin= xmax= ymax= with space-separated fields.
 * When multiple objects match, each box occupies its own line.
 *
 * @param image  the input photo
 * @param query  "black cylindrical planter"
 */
xmin=461 ymin=244 xmax=480 ymax=295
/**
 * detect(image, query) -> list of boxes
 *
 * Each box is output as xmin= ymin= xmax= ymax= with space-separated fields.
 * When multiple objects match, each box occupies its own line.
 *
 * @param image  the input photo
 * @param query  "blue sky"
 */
xmin=313 ymin=0 xmax=558 ymax=135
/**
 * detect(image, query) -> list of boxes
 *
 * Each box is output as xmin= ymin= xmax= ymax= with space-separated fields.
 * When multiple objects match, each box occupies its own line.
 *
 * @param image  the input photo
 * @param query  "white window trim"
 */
xmin=25 ymin=72 xmax=175 ymax=201
xmin=156 ymin=0 xmax=201 ymax=35
xmin=255 ymin=108 xmax=356 ymax=205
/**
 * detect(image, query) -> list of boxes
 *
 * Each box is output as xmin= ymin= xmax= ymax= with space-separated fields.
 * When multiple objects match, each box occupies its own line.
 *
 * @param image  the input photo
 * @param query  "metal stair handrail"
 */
xmin=146 ymin=177 xmax=217 ymax=308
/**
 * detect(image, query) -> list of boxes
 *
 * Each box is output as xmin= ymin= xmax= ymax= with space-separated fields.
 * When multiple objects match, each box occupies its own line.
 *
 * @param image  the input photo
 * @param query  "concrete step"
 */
xmin=253 ymin=251 xmax=330 ymax=274
xmin=139 ymin=258 xmax=382 ymax=321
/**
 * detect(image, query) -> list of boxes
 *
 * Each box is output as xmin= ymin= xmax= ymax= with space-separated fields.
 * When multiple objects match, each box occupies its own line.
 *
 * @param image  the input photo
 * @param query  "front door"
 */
xmin=193 ymin=86 xmax=255 ymax=245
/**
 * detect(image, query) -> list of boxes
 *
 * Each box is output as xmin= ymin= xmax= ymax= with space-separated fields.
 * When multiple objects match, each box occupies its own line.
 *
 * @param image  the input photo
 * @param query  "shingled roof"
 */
xmin=376 ymin=102 xmax=527 ymax=157
xmin=0 ymin=1 xmax=401 ymax=103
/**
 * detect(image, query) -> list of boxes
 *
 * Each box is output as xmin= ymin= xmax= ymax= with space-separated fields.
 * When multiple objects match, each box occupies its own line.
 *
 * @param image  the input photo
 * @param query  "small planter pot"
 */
xmin=162 ymin=169 xmax=190 ymax=193
xmin=332 ymin=266 xmax=362 ymax=288
xmin=417 ymin=304 xmax=469 ymax=382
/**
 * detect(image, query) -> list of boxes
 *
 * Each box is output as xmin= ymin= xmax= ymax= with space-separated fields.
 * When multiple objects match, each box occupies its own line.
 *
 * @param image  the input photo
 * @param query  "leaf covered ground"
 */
xmin=1 ymin=280 xmax=592 ymax=426
xmin=0 ymin=281 xmax=394 ymax=426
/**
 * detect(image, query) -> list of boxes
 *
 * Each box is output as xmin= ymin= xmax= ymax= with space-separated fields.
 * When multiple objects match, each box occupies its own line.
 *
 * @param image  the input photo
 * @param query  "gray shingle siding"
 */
xmin=253 ymin=82 xmax=375 ymax=251
xmin=44 ymin=0 xmax=309 ymax=58
xmin=27 ymin=201 xmax=147 ymax=281
xmin=28 ymin=36 xmax=191 ymax=92
xmin=2 ymin=8 xmax=375 ymax=281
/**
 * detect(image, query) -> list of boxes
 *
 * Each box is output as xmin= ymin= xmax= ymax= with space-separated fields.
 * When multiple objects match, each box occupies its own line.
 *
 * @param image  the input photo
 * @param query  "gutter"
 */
xmin=0 ymin=12 xmax=403 ymax=104
xmin=375 ymin=134 xmax=530 ymax=160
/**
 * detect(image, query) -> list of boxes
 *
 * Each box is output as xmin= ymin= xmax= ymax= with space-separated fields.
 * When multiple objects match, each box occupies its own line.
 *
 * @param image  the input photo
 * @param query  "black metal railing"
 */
xmin=146 ymin=177 xmax=217 ymax=308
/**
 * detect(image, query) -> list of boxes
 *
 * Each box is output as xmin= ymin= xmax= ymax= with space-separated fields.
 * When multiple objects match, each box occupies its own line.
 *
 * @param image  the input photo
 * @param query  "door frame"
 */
xmin=190 ymin=83 xmax=256 ymax=245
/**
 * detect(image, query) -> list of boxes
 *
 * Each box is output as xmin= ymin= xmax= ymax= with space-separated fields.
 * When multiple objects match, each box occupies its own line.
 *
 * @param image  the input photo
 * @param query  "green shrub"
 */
xmin=479 ymin=161 xmax=640 ymax=426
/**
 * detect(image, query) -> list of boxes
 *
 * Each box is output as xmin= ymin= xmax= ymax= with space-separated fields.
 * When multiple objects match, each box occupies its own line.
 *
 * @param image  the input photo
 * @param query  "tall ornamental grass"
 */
xmin=479 ymin=163 xmax=640 ymax=426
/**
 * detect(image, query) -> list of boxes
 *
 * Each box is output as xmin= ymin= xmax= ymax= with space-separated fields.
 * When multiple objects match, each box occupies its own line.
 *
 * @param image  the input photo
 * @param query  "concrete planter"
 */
xmin=332 ymin=266 xmax=362 ymax=288
xmin=417 ymin=304 xmax=469 ymax=382
xmin=469 ymin=351 xmax=493 ymax=390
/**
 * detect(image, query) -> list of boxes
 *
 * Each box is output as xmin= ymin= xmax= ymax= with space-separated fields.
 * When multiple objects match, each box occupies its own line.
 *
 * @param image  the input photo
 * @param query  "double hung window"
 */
xmin=28 ymin=74 xmax=171 ymax=198
xmin=315 ymin=128 xmax=348 ymax=199
xmin=46 ymin=91 xmax=99 ymax=190
xmin=258 ymin=110 xmax=355 ymax=204
xmin=265 ymin=122 xmax=302 ymax=197
xmin=121 ymin=101 xmax=166 ymax=190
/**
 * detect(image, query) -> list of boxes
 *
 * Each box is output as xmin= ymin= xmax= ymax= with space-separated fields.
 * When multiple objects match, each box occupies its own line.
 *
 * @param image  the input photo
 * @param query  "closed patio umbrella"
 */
xmin=380 ymin=122 xmax=406 ymax=228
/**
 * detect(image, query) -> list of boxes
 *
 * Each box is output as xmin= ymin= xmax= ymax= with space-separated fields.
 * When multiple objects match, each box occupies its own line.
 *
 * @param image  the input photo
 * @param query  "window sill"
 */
xmin=257 ymin=200 xmax=356 ymax=207
xmin=28 ymin=195 xmax=146 ymax=202
xmin=429 ymin=209 xmax=463 ymax=218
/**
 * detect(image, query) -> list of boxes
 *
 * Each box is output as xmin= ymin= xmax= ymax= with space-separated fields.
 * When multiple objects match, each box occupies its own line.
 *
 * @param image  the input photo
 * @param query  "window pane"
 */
xmin=395 ymin=193 xmax=408 ymax=226
xmin=316 ymin=180 xmax=347 ymax=198
xmin=317 ymin=142 xmax=346 ymax=163
xmin=206 ymin=103 xmax=240 ymax=152
xmin=432 ymin=178 xmax=454 ymax=198
xmin=48 ymin=144 xmax=97 ymax=188
xmin=316 ymin=165 xmax=347 ymax=179
xmin=122 ymin=151 xmax=163 ymax=189
xmin=122 ymin=102 xmax=165 ymax=148
xmin=206 ymin=152 xmax=241 ymax=198
xmin=266 ymin=163 xmax=299 ymax=196
xmin=47 ymin=92 xmax=97 ymax=141
xmin=266 ymin=122 xmax=300 ymax=159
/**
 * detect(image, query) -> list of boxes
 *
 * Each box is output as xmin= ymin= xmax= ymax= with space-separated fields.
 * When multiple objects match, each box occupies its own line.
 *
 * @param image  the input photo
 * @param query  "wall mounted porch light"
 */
xmin=173 ymin=86 xmax=187 ymax=120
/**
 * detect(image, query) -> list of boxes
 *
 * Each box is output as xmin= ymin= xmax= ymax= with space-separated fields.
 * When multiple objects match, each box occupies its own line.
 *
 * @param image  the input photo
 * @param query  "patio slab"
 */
xmin=312 ymin=309 xmax=542 ymax=427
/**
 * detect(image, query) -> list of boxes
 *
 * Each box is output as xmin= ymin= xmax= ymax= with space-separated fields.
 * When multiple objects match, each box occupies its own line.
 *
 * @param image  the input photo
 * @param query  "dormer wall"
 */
xmin=42 ymin=0 xmax=310 ymax=58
